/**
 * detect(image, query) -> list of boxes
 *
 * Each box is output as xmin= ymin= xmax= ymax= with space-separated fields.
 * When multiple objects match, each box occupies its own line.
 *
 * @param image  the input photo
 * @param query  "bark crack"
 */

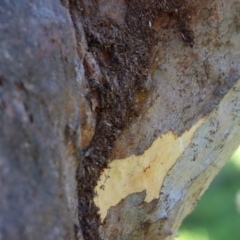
xmin=67 ymin=0 xmax=194 ymax=239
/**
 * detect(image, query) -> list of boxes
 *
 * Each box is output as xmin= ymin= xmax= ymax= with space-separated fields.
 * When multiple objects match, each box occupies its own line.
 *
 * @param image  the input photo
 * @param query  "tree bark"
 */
xmin=0 ymin=0 xmax=240 ymax=240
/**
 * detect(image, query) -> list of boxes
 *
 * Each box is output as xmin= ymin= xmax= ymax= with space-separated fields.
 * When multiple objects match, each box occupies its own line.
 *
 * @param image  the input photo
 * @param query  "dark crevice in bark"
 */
xmin=68 ymin=0 xmax=194 ymax=239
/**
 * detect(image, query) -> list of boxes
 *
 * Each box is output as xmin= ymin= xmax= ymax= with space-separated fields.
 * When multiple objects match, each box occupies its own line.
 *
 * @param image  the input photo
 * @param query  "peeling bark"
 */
xmin=0 ymin=0 xmax=240 ymax=240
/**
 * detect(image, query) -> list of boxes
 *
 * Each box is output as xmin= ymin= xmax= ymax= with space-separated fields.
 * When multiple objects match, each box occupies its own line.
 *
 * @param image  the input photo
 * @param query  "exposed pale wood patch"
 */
xmin=95 ymin=118 xmax=205 ymax=221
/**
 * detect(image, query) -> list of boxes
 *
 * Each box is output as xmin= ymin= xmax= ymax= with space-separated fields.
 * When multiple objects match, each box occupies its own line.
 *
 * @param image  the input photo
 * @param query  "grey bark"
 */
xmin=0 ymin=1 xmax=82 ymax=239
xmin=1 ymin=1 xmax=240 ymax=240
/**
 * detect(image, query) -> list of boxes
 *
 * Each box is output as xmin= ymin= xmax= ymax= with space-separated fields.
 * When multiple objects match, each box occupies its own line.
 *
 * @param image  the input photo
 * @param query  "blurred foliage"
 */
xmin=177 ymin=147 xmax=240 ymax=240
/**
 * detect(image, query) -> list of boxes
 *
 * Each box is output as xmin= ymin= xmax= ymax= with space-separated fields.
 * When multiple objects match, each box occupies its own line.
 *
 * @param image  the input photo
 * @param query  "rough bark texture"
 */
xmin=0 ymin=0 xmax=240 ymax=240
xmin=0 ymin=1 xmax=84 ymax=239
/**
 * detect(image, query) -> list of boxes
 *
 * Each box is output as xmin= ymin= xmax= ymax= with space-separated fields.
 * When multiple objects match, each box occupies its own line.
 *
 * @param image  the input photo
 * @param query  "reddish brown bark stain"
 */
xmin=68 ymin=0 xmax=195 ymax=239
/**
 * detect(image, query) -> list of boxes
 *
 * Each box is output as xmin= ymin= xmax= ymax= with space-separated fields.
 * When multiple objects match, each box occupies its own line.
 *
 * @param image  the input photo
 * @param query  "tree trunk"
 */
xmin=0 ymin=0 xmax=240 ymax=240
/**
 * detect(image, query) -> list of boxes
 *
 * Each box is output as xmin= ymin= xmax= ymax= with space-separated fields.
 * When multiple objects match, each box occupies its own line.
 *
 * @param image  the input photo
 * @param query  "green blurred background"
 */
xmin=177 ymin=147 xmax=240 ymax=240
